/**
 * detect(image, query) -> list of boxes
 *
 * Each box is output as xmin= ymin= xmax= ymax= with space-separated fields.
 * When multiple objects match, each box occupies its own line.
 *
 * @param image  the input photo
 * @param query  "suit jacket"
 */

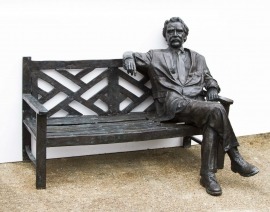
xmin=125 ymin=48 xmax=220 ymax=121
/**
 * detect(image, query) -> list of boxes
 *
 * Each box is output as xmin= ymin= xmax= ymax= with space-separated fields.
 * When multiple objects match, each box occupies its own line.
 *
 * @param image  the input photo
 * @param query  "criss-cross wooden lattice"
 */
xmin=28 ymin=59 xmax=154 ymax=117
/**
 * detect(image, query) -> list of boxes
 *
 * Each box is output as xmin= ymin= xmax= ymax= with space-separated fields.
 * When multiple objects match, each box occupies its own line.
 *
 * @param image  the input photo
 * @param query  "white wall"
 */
xmin=1 ymin=0 xmax=270 ymax=163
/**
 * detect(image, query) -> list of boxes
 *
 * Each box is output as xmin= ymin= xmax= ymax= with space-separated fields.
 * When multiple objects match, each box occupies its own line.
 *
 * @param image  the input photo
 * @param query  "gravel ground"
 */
xmin=0 ymin=133 xmax=269 ymax=212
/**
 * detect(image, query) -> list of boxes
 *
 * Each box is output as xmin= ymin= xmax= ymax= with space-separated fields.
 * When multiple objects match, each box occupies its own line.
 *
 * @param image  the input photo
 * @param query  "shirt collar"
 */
xmin=179 ymin=47 xmax=184 ymax=53
xmin=168 ymin=46 xmax=185 ymax=54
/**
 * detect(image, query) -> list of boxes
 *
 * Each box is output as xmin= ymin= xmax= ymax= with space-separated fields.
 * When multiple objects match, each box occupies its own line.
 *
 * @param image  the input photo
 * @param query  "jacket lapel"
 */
xmin=184 ymin=49 xmax=197 ymax=85
xmin=159 ymin=48 xmax=198 ymax=86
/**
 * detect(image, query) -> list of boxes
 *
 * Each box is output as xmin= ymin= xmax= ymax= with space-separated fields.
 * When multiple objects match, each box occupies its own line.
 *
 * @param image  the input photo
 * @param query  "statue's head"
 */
xmin=163 ymin=17 xmax=189 ymax=49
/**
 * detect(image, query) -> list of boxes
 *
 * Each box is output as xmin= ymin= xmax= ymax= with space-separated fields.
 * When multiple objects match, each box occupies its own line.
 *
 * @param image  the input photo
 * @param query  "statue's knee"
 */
xmin=210 ymin=103 xmax=226 ymax=116
xmin=216 ymin=103 xmax=226 ymax=112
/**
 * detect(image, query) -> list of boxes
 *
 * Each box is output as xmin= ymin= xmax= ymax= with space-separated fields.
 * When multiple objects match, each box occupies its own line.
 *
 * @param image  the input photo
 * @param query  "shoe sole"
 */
xmin=231 ymin=168 xmax=259 ymax=177
xmin=200 ymin=179 xmax=222 ymax=196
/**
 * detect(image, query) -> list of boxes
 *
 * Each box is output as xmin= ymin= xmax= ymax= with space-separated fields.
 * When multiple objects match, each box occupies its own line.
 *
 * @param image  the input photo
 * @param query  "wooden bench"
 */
xmin=22 ymin=57 xmax=233 ymax=189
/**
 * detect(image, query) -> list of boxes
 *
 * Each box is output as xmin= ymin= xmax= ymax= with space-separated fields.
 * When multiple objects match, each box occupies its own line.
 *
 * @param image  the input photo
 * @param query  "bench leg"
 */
xmin=22 ymin=100 xmax=32 ymax=161
xmin=22 ymin=124 xmax=31 ymax=161
xmin=36 ymin=114 xmax=47 ymax=189
xmin=36 ymin=142 xmax=46 ymax=189
xmin=183 ymin=136 xmax=191 ymax=148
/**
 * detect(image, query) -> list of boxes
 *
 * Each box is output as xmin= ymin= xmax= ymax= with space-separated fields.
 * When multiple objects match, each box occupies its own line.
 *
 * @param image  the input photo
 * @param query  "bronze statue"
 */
xmin=123 ymin=17 xmax=259 ymax=196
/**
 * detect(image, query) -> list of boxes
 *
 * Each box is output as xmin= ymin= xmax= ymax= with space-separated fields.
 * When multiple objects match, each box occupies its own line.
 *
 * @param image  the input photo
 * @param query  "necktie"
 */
xmin=176 ymin=52 xmax=187 ymax=84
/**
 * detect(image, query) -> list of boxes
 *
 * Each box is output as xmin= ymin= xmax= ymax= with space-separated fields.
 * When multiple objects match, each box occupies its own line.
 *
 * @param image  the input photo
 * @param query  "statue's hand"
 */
xmin=123 ymin=51 xmax=137 ymax=76
xmin=123 ymin=58 xmax=137 ymax=76
xmin=207 ymin=88 xmax=219 ymax=101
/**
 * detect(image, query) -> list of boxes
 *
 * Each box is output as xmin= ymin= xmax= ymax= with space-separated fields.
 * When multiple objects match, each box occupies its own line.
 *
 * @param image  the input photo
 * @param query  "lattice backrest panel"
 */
xmin=27 ymin=59 xmax=154 ymax=117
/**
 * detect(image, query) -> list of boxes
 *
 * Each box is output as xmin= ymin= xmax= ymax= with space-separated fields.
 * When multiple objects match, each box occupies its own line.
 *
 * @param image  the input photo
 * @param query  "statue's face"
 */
xmin=165 ymin=22 xmax=185 ymax=49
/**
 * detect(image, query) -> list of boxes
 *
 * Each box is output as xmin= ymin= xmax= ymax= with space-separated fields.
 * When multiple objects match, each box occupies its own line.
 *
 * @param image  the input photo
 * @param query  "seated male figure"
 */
xmin=123 ymin=17 xmax=259 ymax=196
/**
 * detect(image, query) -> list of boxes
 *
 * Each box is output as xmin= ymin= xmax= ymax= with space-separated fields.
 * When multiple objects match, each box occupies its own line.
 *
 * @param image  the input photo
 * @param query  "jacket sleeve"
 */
xmin=201 ymin=56 xmax=220 ymax=92
xmin=133 ymin=51 xmax=152 ymax=69
xmin=123 ymin=51 xmax=152 ymax=73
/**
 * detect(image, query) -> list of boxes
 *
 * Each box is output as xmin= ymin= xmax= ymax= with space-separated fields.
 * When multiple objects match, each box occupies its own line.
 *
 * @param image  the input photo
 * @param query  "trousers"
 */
xmin=173 ymin=100 xmax=239 ymax=174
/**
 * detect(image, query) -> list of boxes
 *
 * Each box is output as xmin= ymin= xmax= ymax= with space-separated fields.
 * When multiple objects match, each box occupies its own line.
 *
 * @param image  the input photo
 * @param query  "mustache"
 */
xmin=169 ymin=36 xmax=182 ymax=42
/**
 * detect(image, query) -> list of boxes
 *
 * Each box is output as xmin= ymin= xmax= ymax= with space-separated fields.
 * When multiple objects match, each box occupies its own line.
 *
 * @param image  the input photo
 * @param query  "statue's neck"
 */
xmin=169 ymin=46 xmax=184 ymax=53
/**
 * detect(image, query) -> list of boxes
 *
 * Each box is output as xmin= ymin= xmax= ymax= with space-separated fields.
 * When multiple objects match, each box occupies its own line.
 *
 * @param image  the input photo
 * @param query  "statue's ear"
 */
xmin=163 ymin=35 xmax=167 ymax=41
xmin=164 ymin=35 xmax=168 ymax=42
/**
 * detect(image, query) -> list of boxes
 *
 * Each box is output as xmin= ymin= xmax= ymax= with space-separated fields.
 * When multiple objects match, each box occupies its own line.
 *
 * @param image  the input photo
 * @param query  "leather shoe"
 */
xmin=228 ymin=148 xmax=259 ymax=177
xmin=200 ymin=173 xmax=222 ymax=196
xmin=231 ymin=159 xmax=259 ymax=177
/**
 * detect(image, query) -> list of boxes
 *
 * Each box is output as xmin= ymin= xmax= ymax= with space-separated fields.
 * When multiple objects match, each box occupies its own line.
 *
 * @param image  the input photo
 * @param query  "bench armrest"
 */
xmin=216 ymin=95 xmax=234 ymax=115
xmin=23 ymin=94 xmax=48 ymax=115
xmin=217 ymin=96 xmax=234 ymax=105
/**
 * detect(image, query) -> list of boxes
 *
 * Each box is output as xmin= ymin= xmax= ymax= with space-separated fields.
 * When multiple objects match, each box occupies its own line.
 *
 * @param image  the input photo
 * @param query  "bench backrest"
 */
xmin=23 ymin=57 xmax=154 ymax=117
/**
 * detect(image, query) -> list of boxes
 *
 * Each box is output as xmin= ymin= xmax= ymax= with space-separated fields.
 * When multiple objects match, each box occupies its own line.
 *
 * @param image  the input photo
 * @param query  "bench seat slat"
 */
xmin=47 ymin=126 xmax=167 ymax=137
xmin=47 ymin=112 xmax=152 ymax=126
xmin=46 ymin=125 xmax=201 ymax=147
xmin=46 ymin=120 xmax=157 ymax=133
xmin=46 ymin=125 xmax=198 ymax=137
